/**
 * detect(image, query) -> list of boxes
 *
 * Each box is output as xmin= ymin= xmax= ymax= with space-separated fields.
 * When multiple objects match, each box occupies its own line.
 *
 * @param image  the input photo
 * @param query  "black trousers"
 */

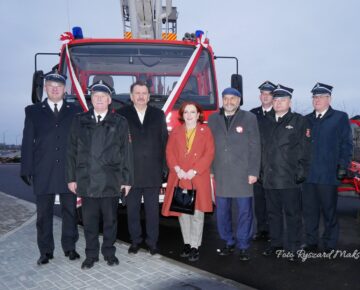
xmin=126 ymin=187 xmax=160 ymax=248
xmin=265 ymin=188 xmax=302 ymax=252
xmin=81 ymin=197 xmax=119 ymax=258
xmin=35 ymin=193 xmax=79 ymax=256
xmin=253 ymin=182 xmax=269 ymax=232
xmin=302 ymin=183 xmax=339 ymax=249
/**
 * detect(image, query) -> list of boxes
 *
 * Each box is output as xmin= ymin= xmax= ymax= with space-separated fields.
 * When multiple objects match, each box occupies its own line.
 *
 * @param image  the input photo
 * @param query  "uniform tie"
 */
xmin=263 ymin=110 xmax=267 ymax=116
xmin=54 ymin=103 xmax=59 ymax=117
xmin=97 ymin=115 xmax=102 ymax=123
xmin=316 ymin=114 xmax=322 ymax=119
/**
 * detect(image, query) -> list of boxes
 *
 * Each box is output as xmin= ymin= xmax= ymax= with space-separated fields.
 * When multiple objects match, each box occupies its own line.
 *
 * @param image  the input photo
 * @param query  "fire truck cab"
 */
xmin=31 ymin=1 xmax=242 ymax=129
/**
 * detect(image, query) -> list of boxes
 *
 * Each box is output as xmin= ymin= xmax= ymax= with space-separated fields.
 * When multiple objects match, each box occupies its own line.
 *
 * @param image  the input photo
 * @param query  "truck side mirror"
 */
xmin=231 ymin=74 xmax=243 ymax=105
xmin=32 ymin=70 xmax=44 ymax=104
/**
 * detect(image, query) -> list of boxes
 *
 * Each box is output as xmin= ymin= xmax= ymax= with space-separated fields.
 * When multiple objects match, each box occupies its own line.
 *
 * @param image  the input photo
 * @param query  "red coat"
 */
xmin=162 ymin=124 xmax=215 ymax=217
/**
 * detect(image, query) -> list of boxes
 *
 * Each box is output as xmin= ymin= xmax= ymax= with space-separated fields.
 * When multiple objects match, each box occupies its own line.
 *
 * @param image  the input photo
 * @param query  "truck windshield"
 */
xmin=61 ymin=43 xmax=217 ymax=110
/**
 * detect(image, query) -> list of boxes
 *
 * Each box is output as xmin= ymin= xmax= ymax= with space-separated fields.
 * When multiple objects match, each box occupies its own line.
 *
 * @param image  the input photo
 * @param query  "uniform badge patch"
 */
xmin=236 ymin=126 xmax=243 ymax=133
xmin=306 ymin=128 xmax=311 ymax=138
xmin=285 ymin=125 xmax=294 ymax=129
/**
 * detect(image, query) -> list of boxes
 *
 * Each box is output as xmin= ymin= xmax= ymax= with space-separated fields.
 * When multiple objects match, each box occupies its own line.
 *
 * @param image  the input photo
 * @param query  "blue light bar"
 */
xmin=72 ymin=27 xmax=84 ymax=39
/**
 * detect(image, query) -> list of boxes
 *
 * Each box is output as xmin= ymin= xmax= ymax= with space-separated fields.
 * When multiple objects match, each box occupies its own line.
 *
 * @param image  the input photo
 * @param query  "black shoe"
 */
xmin=65 ymin=250 xmax=80 ymax=260
xmin=238 ymin=249 xmax=250 ymax=261
xmin=37 ymin=255 xmax=49 ymax=265
xmin=104 ymin=256 xmax=119 ymax=266
xmin=301 ymin=244 xmax=318 ymax=252
xmin=45 ymin=253 xmax=54 ymax=260
xmin=262 ymin=246 xmax=283 ymax=257
xmin=128 ymin=244 xmax=140 ymax=254
xmin=148 ymin=247 xmax=158 ymax=255
xmin=217 ymin=244 xmax=235 ymax=256
xmin=81 ymin=257 xmax=99 ymax=269
xmin=180 ymin=244 xmax=191 ymax=258
xmin=188 ymin=247 xmax=199 ymax=262
xmin=253 ymin=231 xmax=270 ymax=241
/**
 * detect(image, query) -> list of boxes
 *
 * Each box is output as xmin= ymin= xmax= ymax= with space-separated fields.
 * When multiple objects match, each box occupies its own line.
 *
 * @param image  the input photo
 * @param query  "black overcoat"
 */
xmin=66 ymin=109 xmax=133 ymax=197
xmin=260 ymin=111 xmax=312 ymax=190
xmin=20 ymin=99 xmax=82 ymax=195
xmin=117 ymin=105 xmax=168 ymax=188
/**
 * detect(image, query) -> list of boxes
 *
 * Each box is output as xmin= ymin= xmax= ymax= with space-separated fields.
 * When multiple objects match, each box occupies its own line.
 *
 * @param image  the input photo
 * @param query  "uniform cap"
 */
xmin=258 ymin=81 xmax=276 ymax=92
xmin=272 ymin=84 xmax=293 ymax=98
xmin=88 ymin=80 xmax=115 ymax=95
xmin=45 ymin=70 xmax=67 ymax=85
xmin=311 ymin=82 xmax=333 ymax=96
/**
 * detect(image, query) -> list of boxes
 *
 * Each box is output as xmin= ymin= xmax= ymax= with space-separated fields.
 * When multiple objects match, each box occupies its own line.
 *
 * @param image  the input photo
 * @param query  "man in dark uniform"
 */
xmin=302 ymin=83 xmax=352 ymax=252
xmin=66 ymin=81 xmax=133 ymax=269
xmin=20 ymin=71 xmax=81 ymax=265
xmin=260 ymin=84 xmax=312 ymax=261
xmin=250 ymin=81 xmax=276 ymax=241
xmin=118 ymin=81 xmax=168 ymax=255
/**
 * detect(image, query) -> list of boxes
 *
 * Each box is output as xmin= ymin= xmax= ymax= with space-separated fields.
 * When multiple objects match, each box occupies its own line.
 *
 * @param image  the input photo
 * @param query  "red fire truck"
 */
xmin=31 ymin=0 xmax=242 ymax=130
xmin=338 ymin=117 xmax=360 ymax=197
xmin=30 ymin=0 xmax=241 ymax=204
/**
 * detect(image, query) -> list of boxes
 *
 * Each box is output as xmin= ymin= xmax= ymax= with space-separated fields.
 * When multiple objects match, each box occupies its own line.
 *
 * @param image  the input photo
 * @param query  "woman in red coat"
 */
xmin=162 ymin=101 xmax=215 ymax=262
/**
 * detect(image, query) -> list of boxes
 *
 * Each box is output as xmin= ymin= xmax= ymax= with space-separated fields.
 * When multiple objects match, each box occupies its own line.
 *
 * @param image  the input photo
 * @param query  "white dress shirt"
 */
xmin=316 ymin=108 xmax=329 ymax=119
xmin=135 ymin=107 xmax=147 ymax=124
xmin=94 ymin=111 xmax=108 ymax=123
xmin=47 ymin=99 xmax=63 ymax=112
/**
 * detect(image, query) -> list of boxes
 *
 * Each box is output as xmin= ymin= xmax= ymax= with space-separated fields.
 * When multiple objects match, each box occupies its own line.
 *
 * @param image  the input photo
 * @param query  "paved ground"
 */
xmin=0 ymin=191 xmax=252 ymax=290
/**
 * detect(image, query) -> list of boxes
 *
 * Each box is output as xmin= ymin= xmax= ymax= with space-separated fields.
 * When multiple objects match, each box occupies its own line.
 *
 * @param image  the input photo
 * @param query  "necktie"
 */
xmin=54 ymin=103 xmax=59 ymax=117
xmin=277 ymin=117 xmax=282 ymax=123
xmin=97 ymin=115 xmax=102 ymax=123
xmin=317 ymin=114 xmax=322 ymax=119
xmin=263 ymin=110 xmax=267 ymax=116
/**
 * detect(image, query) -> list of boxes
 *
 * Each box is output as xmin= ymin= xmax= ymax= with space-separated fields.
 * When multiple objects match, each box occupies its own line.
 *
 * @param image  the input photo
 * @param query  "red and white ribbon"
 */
xmin=60 ymin=32 xmax=89 ymax=112
xmin=162 ymin=35 xmax=209 ymax=115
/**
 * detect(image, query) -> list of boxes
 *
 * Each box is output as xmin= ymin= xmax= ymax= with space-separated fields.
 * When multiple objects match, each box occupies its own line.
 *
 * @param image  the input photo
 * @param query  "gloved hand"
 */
xmin=336 ymin=167 xmax=347 ymax=180
xmin=295 ymin=175 xmax=306 ymax=184
xmin=21 ymin=175 xmax=32 ymax=186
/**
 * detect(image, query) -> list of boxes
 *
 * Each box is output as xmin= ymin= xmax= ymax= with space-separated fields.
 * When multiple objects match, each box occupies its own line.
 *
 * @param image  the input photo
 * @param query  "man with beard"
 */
xmin=208 ymin=87 xmax=261 ymax=261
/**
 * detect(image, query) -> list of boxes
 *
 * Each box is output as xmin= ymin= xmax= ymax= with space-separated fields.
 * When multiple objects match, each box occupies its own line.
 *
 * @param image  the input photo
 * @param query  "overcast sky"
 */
xmin=1 ymin=0 xmax=359 ymax=145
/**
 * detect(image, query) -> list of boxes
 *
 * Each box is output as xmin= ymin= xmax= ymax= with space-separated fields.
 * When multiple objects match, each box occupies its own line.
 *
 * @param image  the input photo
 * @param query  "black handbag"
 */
xmin=170 ymin=180 xmax=196 ymax=215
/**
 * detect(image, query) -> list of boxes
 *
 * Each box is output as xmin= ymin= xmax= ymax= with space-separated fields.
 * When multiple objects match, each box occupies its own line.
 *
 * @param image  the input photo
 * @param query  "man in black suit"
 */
xmin=250 ymin=81 xmax=276 ymax=241
xmin=118 ymin=81 xmax=168 ymax=255
xmin=21 ymin=71 xmax=81 ymax=265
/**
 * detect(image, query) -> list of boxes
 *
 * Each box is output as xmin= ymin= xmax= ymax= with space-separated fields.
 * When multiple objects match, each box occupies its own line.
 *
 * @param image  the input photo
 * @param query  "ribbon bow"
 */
xmin=60 ymin=32 xmax=75 ymax=44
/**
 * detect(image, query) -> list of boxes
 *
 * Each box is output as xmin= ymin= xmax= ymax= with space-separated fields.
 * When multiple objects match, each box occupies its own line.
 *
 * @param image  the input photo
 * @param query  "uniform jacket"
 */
xmin=260 ymin=110 xmax=312 ymax=190
xmin=162 ymin=124 xmax=215 ymax=216
xmin=20 ymin=99 xmax=81 ymax=195
xmin=250 ymin=106 xmax=275 ymax=123
xmin=66 ymin=109 xmax=133 ymax=198
xmin=208 ymin=109 xmax=261 ymax=197
xmin=305 ymin=106 xmax=353 ymax=185
xmin=117 ymin=105 xmax=168 ymax=188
